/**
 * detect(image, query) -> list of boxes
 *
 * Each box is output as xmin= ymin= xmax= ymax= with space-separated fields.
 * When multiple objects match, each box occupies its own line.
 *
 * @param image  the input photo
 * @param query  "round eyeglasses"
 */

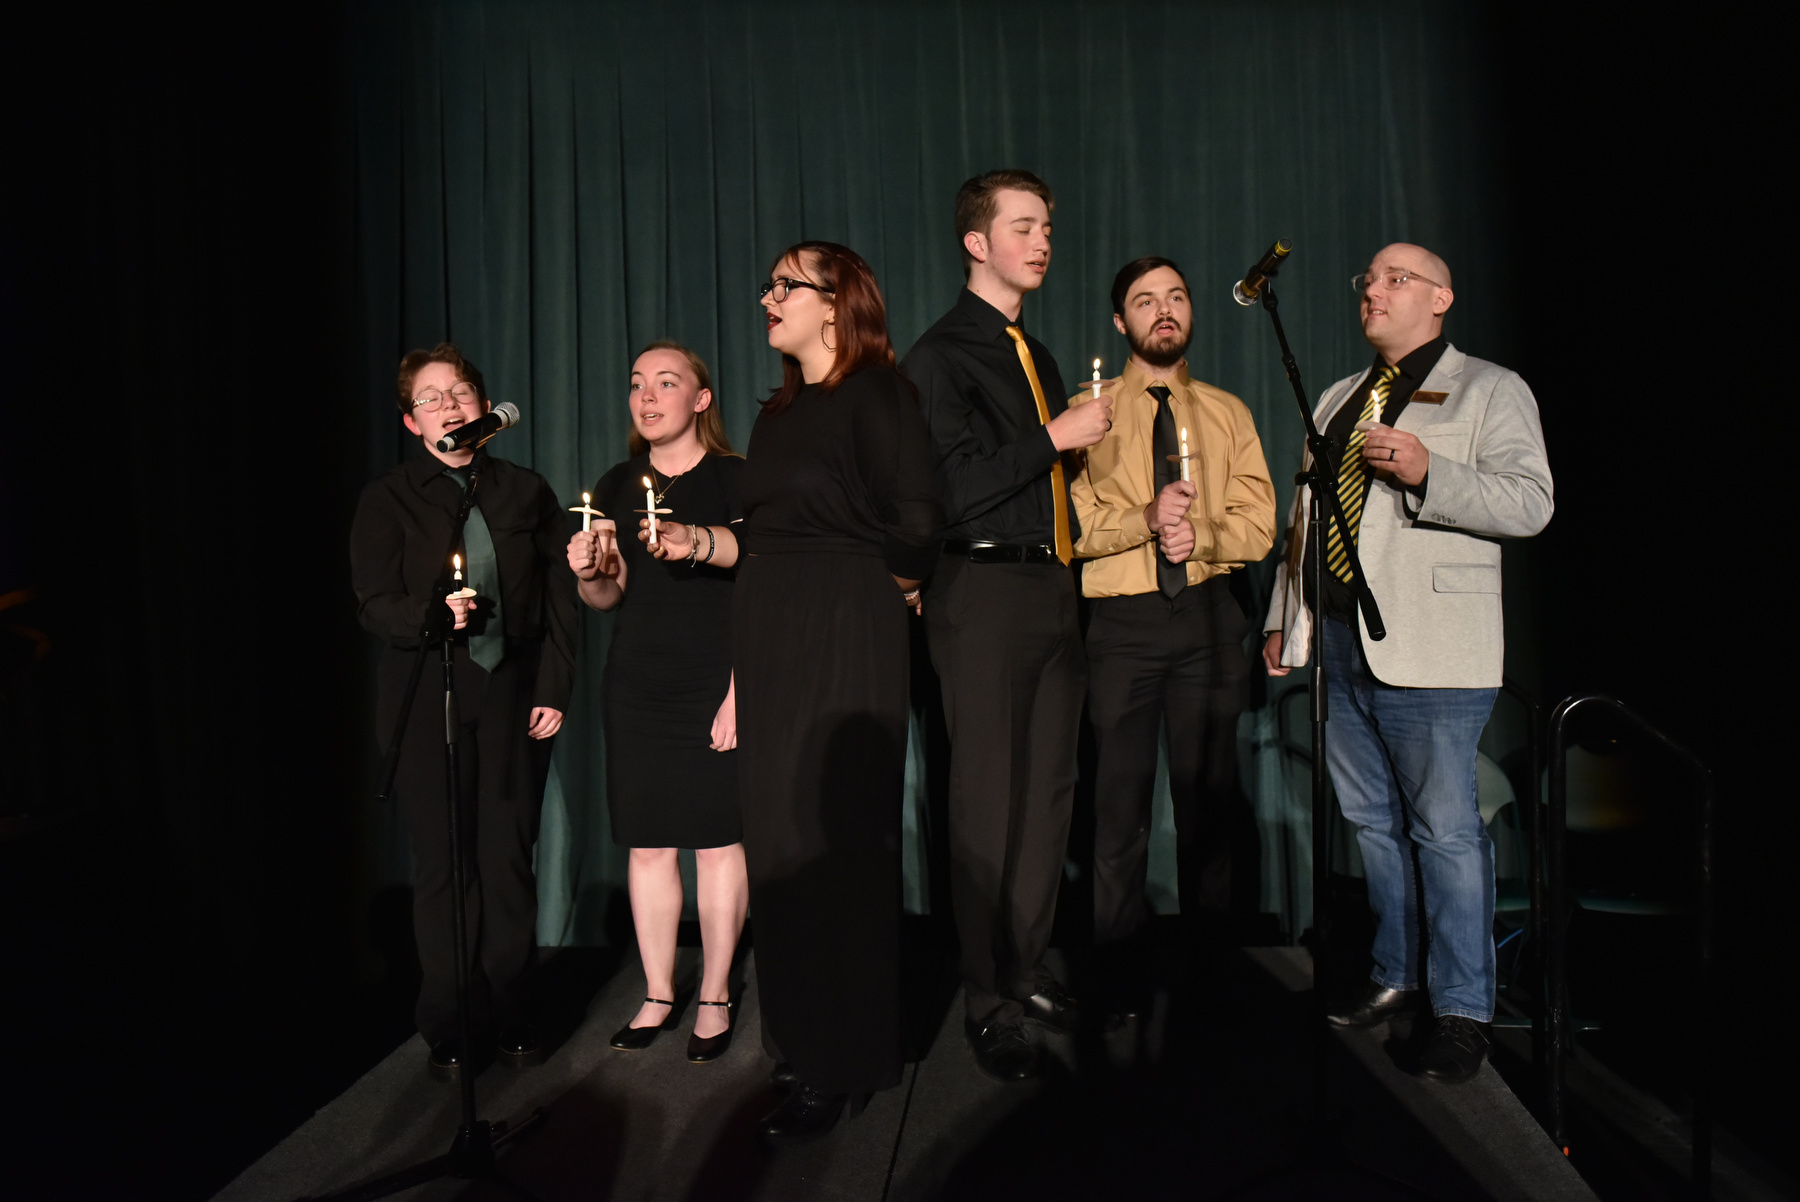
xmin=757 ymin=277 xmax=835 ymax=303
xmin=411 ymin=383 xmax=482 ymax=412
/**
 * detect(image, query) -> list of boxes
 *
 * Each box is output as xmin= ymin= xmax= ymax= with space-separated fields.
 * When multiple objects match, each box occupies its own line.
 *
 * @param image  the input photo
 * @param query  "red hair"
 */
xmin=763 ymin=241 xmax=895 ymax=415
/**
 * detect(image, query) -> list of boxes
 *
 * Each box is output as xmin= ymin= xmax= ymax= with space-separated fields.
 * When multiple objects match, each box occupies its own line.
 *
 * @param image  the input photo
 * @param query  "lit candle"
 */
xmin=453 ymin=553 xmax=463 ymax=584
xmin=1179 ymin=427 xmax=1191 ymax=483
xmin=643 ymin=476 xmax=658 ymax=547
xmin=1092 ymin=357 xmax=1102 ymax=399
xmin=1370 ymin=395 xmax=1384 ymax=426
xmin=581 ymin=492 xmax=592 ymax=533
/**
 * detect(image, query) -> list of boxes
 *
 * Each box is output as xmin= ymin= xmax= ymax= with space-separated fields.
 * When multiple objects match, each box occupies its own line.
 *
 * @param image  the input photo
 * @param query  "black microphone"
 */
xmin=1232 ymin=239 xmax=1293 ymax=306
xmin=434 ymin=401 xmax=521 ymax=453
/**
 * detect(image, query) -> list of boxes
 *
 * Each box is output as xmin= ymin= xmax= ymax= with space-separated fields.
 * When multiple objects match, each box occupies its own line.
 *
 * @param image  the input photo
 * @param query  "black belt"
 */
xmin=942 ymin=539 xmax=1061 ymax=565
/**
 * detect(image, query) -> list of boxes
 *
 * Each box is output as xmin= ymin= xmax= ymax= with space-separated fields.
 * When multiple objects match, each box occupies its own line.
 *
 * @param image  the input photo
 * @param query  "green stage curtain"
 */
xmin=350 ymin=0 xmax=1508 ymax=943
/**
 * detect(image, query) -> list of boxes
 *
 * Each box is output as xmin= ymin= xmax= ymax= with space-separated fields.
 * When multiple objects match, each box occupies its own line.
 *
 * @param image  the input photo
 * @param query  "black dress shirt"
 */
xmin=350 ymin=446 xmax=578 ymax=712
xmin=899 ymin=287 xmax=1074 ymax=545
xmin=1307 ymin=336 xmax=1447 ymax=623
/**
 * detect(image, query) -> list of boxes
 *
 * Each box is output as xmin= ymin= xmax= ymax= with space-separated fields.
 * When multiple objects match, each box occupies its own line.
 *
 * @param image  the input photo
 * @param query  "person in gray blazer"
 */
xmin=1262 ymin=243 xmax=1553 ymax=1083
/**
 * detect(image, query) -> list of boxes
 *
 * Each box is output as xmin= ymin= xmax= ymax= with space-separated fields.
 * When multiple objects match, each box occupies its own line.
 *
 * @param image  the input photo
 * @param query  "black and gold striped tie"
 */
xmin=1324 ymin=364 xmax=1401 ymax=584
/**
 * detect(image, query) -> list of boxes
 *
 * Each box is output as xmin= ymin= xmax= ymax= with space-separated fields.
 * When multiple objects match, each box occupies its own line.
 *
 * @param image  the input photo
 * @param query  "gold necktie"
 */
xmin=1325 ymin=363 xmax=1402 ymax=583
xmin=1004 ymin=325 xmax=1073 ymax=565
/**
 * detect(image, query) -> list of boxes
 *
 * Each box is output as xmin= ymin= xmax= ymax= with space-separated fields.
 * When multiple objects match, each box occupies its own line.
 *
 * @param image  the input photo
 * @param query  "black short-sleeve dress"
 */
xmin=593 ymin=452 xmax=743 ymax=849
xmin=733 ymin=364 xmax=943 ymax=1094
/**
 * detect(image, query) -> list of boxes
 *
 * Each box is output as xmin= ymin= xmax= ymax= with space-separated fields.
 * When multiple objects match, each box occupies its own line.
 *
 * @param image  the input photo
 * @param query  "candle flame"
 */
xmin=1180 ymin=427 xmax=1188 ymax=441
xmin=642 ymin=476 xmax=652 ymax=489
xmin=582 ymin=491 xmax=591 ymax=504
xmin=453 ymin=553 xmax=462 ymax=570
xmin=1093 ymin=358 xmax=1101 ymax=370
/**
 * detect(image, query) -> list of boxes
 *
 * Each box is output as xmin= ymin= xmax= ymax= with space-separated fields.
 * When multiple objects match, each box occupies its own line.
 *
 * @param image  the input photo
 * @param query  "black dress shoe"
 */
xmin=1327 ymin=981 xmax=1420 ymax=1029
xmin=1022 ymin=979 xmax=1080 ymax=1035
xmin=499 ymin=1020 xmax=543 ymax=1066
xmin=609 ymin=996 xmax=675 ymax=1051
xmin=966 ymin=1018 xmax=1044 ymax=1082
xmin=428 ymin=1037 xmax=483 ymax=1081
xmin=687 ymin=1000 xmax=735 ymax=1063
xmin=758 ymin=1084 xmax=850 ymax=1141
xmin=1423 ymin=1015 xmax=1490 ymax=1083
xmin=770 ymin=1061 xmax=800 ymax=1091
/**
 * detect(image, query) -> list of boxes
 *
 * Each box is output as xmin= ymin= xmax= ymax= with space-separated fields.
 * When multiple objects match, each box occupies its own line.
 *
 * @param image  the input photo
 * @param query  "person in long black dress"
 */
xmin=647 ymin=243 xmax=942 ymax=1138
xmin=567 ymin=341 xmax=748 ymax=1063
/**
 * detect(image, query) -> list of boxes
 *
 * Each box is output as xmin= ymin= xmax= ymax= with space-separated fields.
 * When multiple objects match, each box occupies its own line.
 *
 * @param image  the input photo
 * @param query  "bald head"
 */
xmin=1360 ymin=243 xmax=1455 ymax=362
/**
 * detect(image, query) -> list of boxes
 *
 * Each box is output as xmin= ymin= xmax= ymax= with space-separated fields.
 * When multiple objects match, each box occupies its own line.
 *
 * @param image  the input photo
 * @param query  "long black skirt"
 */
xmin=734 ymin=551 xmax=907 ymax=1095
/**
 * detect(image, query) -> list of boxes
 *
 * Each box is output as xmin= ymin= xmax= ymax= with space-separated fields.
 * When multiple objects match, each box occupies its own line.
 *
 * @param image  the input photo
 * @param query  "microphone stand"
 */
xmin=305 ymin=449 xmax=545 ymax=1202
xmin=1216 ymin=279 xmax=1421 ymax=1199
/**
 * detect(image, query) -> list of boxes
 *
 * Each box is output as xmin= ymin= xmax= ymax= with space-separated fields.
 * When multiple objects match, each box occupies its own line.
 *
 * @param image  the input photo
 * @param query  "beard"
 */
xmin=1127 ymin=321 xmax=1191 ymax=370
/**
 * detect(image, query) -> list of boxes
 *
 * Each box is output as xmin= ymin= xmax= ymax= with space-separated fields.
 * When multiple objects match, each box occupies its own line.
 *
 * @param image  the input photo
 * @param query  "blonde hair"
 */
xmin=627 ymin=341 xmax=738 ymax=458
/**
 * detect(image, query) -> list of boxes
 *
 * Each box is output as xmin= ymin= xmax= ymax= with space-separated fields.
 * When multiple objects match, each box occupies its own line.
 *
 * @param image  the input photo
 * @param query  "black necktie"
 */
xmin=1147 ymin=384 xmax=1187 ymax=600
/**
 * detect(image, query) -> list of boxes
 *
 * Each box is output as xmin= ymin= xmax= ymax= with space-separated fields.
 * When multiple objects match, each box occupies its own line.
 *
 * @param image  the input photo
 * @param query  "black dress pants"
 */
xmin=1086 ymin=579 xmax=1250 ymax=954
xmin=926 ymin=556 xmax=1086 ymax=1025
xmin=380 ymin=642 xmax=552 ymax=1044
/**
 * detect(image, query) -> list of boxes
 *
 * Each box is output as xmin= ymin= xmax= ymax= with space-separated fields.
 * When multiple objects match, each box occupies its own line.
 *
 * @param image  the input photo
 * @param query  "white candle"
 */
xmin=1092 ymin=357 xmax=1102 ymax=399
xmin=1179 ymin=427 xmax=1191 ymax=483
xmin=581 ymin=492 xmax=592 ymax=533
xmin=643 ymin=476 xmax=658 ymax=547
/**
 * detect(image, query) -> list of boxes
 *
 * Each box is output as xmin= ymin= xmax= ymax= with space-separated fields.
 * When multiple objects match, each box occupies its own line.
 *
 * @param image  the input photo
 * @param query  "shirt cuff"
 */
xmin=1117 ymin=504 xmax=1153 ymax=547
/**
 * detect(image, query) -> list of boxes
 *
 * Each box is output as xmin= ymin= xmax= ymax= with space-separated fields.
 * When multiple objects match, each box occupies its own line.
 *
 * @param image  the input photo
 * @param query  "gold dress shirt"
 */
xmin=1066 ymin=359 xmax=1278 ymax=599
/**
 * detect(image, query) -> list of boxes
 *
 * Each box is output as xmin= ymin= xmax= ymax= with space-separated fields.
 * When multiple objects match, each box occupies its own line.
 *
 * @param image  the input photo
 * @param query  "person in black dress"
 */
xmin=567 ymin=342 xmax=748 ymax=1063
xmin=350 ymin=343 xmax=577 ymax=1078
xmin=648 ymin=243 xmax=942 ymax=1139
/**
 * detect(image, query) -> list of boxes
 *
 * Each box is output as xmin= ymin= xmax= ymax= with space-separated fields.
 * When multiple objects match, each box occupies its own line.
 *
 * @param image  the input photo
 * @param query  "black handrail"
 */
xmin=1546 ymin=693 xmax=1714 ymax=1196
xmin=1498 ymin=678 xmax=1545 ymax=1072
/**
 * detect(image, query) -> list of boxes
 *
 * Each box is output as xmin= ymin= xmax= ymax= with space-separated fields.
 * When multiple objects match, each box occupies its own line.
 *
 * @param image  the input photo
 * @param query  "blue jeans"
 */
xmin=1321 ymin=618 xmax=1497 ymax=1021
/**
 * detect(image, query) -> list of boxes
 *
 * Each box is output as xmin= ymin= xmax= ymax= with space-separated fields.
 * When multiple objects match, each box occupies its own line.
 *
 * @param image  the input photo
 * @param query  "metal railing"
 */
xmin=1545 ymin=692 xmax=1715 ymax=1195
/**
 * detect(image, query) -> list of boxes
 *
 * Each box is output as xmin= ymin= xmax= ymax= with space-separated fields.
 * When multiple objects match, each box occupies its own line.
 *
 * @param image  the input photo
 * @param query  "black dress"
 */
xmin=594 ymin=452 xmax=743 ymax=849
xmin=734 ymin=365 xmax=942 ymax=1094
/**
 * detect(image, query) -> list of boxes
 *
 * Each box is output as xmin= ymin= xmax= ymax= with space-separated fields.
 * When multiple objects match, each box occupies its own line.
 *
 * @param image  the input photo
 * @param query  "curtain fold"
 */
xmin=353 ymin=0 xmax=1504 ymax=943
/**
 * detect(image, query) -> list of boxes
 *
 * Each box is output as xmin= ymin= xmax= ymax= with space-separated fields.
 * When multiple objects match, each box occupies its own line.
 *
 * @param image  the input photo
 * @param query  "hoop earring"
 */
xmin=821 ymin=321 xmax=836 ymax=353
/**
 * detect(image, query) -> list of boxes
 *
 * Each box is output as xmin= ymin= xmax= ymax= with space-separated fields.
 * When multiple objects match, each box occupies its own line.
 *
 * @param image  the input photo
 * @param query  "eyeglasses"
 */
xmin=411 ymin=383 xmax=482 ymax=412
xmin=757 ymin=277 xmax=835 ymax=303
xmin=1351 ymin=270 xmax=1446 ymax=296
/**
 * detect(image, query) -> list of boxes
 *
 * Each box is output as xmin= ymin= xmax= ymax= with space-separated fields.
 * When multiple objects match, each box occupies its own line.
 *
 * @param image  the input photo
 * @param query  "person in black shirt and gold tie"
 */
xmin=1066 ymin=258 xmax=1277 ymax=1025
xmin=900 ymin=170 xmax=1113 ymax=1082
xmin=350 ymin=343 xmax=577 ymax=1079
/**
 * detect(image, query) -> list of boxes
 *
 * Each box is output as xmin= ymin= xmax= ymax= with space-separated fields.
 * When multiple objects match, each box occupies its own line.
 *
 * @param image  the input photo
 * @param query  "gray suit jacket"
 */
xmin=1263 ymin=344 xmax=1553 ymax=688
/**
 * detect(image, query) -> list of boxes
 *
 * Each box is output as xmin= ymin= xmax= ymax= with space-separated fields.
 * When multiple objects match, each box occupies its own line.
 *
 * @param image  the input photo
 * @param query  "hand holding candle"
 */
xmin=446 ymin=552 xmax=477 ymax=628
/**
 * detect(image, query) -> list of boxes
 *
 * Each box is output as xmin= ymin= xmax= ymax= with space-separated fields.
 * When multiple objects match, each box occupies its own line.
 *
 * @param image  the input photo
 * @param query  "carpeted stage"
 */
xmin=215 ymin=944 xmax=1591 ymax=1202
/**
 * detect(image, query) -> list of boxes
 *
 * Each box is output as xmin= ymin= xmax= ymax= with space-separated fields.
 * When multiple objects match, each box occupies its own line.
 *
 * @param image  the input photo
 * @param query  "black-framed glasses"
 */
xmin=1351 ymin=270 xmax=1446 ymax=296
xmin=757 ymin=277 xmax=835 ymax=303
xmin=411 ymin=383 xmax=482 ymax=412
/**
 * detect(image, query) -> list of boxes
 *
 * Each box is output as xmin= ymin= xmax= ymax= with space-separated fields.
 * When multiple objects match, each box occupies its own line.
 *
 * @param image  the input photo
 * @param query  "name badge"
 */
xmin=1411 ymin=390 xmax=1448 ymax=405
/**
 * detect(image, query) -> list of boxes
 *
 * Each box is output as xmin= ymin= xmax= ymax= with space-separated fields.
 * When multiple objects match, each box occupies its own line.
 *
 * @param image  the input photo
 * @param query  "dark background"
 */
xmin=0 ymin=3 xmax=1777 ymax=1199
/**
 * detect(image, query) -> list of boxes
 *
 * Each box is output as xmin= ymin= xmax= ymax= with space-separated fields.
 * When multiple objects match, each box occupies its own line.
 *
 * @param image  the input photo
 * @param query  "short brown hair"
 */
xmin=763 ymin=242 xmax=896 ymax=416
xmin=954 ymin=169 xmax=1055 ymax=277
xmin=395 ymin=342 xmax=488 ymax=417
xmin=627 ymin=341 xmax=738 ymax=458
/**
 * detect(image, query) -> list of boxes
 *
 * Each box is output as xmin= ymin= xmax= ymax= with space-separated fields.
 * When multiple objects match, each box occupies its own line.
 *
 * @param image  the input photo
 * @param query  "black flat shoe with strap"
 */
xmin=687 ymin=1000 xmax=735 ymax=1063
xmin=609 ymin=997 xmax=675 ymax=1051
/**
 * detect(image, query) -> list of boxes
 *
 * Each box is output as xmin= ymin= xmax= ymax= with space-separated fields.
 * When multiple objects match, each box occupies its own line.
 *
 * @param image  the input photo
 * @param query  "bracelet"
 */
xmin=902 ymin=588 xmax=921 ymax=603
xmin=702 ymin=524 xmax=718 ymax=564
xmin=684 ymin=524 xmax=700 ymax=565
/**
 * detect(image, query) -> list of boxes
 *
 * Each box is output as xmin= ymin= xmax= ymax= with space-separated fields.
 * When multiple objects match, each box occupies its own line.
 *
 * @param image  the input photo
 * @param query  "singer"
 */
xmin=1261 ymin=245 xmax=1553 ymax=1082
xmin=349 ymin=342 xmax=578 ymax=1079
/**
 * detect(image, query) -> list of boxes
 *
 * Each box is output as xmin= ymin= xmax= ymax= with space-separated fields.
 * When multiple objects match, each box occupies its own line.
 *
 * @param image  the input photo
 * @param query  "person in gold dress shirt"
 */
xmin=1066 ymin=256 xmax=1277 ymax=1021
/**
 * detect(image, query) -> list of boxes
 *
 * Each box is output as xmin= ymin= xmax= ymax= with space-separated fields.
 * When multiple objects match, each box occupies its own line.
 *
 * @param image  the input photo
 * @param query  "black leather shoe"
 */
xmin=609 ymin=997 xmax=675 ymax=1051
xmin=966 ymin=1018 xmax=1044 ymax=1082
xmin=1023 ymin=979 xmax=1080 ymax=1035
xmin=687 ymin=1001 xmax=735 ymax=1063
xmin=428 ymin=1038 xmax=470 ymax=1081
xmin=498 ymin=1020 xmax=543 ymax=1066
xmin=1327 ymin=981 xmax=1420 ymax=1029
xmin=758 ymin=1084 xmax=848 ymax=1141
xmin=771 ymin=1062 xmax=800 ymax=1091
xmin=1423 ymin=1015 xmax=1490 ymax=1083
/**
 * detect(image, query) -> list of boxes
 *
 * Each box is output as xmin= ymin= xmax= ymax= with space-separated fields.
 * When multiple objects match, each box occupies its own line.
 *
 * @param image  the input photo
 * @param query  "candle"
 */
xmin=453 ymin=553 xmax=463 ymax=583
xmin=643 ymin=476 xmax=658 ymax=547
xmin=1092 ymin=357 xmax=1102 ymax=399
xmin=1369 ymin=395 xmax=1384 ymax=426
xmin=1179 ymin=427 xmax=1191 ymax=483
xmin=581 ymin=492 xmax=592 ymax=533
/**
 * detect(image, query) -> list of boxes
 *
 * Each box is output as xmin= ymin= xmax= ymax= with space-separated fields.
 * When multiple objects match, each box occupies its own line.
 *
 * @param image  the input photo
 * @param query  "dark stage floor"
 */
xmin=214 ymin=942 xmax=1592 ymax=1202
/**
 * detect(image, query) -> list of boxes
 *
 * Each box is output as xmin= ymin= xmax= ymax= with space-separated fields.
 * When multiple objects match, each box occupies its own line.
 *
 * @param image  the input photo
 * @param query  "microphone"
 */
xmin=1232 ymin=239 xmax=1293 ymax=306
xmin=434 ymin=402 xmax=520 ymax=453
